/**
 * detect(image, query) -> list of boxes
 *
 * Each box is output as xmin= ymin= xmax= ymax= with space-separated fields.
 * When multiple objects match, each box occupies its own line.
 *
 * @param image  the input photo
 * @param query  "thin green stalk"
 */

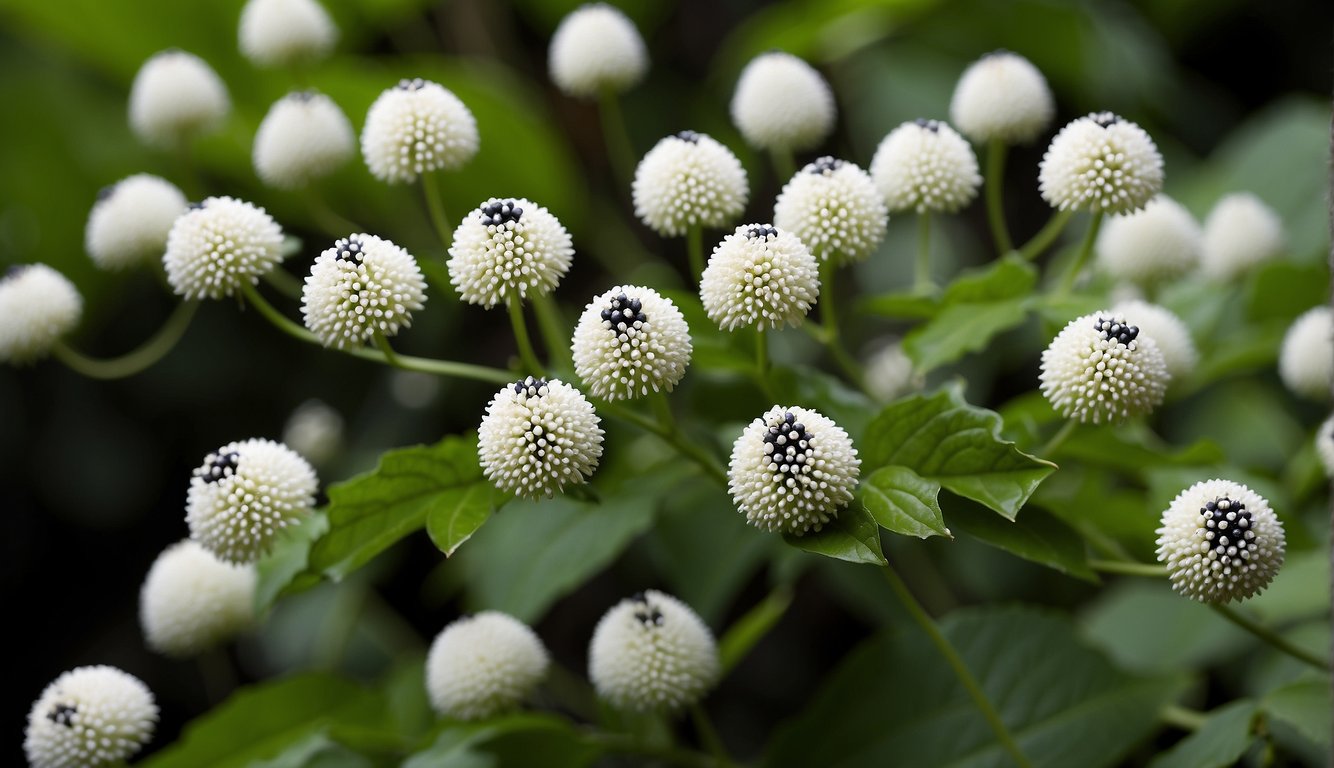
xmin=598 ymin=399 xmax=727 ymax=487
xmin=532 ymin=293 xmax=573 ymax=372
xmin=718 ymin=586 xmax=793 ymax=674
xmin=1017 ymin=209 xmax=1074 ymax=261
xmin=1056 ymin=211 xmax=1103 ymax=295
xmin=818 ymin=259 xmax=865 ymax=389
xmin=1160 ymin=705 xmax=1207 ymax=732
xmin=1039 ymin=419 xmax=1078 ymax=457
xmin=687 ymin=224 xmax=706 ymax=283
xmin=196 ymin=648 xmax=237 ymax=705
xmin=756 ymin=328 xmax=769 ymax=378
xmin=1089 ymin=560 xmax=1167 ymax=578
xmin=770 ymin=147 xmax=796 ymax=184
xmin=599 ymin=88 xmax=637 ymax=189
xmin=690 ymin=704 xmax=734 ymax=767
xmin=915 ymin=213 xmax=935 ymax=293
xmin=985 ymin=139 xmax=1014 ymax=254
xmin=507 ymin=296 xmax=544 ymax=376
xmin=51 ymin=300 xmax=198 ymax=379
xmin=882 ymin=564 xmax=1033 ymax=768
xmin=306 ymin=187 xmax=362 ymax=237
xmin=373 ymin=331 xmax=405 ymax=369
xmin=1211 ymin=603 xmax=1331 ymax=671
xmin=421 ymin=172 xmax=453 ymax=249
xmin=262 ymin=267 xmax=304 ymax=300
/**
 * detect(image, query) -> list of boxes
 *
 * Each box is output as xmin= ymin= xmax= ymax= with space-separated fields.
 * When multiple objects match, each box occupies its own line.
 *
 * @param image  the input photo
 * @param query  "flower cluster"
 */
xmin=1039 ymin=112 xmax=1163 ymax=214
xmin=588 ymin=590 xmax=720 ymax=712
xmin=1156 ymin=479 xmax=1285 ymax=604
xmin=572 ymin=286 xmax=693 ymax=400
xmin=302 ymin=234 xmax=427 ymax=349
xmin=1039 ymin=311 xmax=1170 ymax=423
xmin=633 ymin=131 xmax=748 ymax=237
xmin=700 ymin=224 xmax=820 ymax=331
xmin=449 ymin=198 xmax=574 ymax=307
xmin=25 ymin=666 xmax=158 ymax=768
xmin=773 ymin=157 xmax=888 ymax=264
xmin=478 ymin=377 xmax=604 ymax=498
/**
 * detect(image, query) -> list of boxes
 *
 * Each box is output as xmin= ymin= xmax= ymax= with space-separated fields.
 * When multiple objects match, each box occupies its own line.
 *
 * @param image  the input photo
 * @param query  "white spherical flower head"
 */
xmin=302 ymin=234 xmax=427 ymax=349
xmin=253 ymin=91 xmax=355 ymax=189
xmin=869 ymin=119 xmax=982 ymax=214
xmin=549 ymin=3 xmax=647 ymax=98
xmin=361 ymin=78 xmax=479 ymax=184
xmin=773 ymin=156 xmax=888 ymax=265
xmin=1039 ymin=312 xmax=1170 ymax=424
xmin=139 ymin=540 xmax=256 ymax=658
xmin=1039 ymin=112 xmax=1164 ymax=214
xmin=865 ymin=342 xmax=918 ymax=403
xmin=633 ymin=131 xmax=749 ymax=237
xmin=283 ymin=399 xmax=344 ymax=465
xmin=949 ymin=50 xmax=1054 ymax=144
xmin=85 ymin=174 xmax=187 ymax=270
xmin=163 ymin=196 xmax=284 ymax=300
xmin=1095 ymin=195 xmax=1201 ymax=287
xmin=589 ymin=590 xmax=719 ymax=713
xmin=1112 ymin=300 xmax=1197 ymax=381
xmin=24 ymin=666 xmax=157 ymax=768
xmin=0 ymin=265 xmax=82 ymax=364
xmin=186 ymin=438 xmax=318 ymax=564
xmin=700 ymin=224 xmax=819 ymax=331
xmin=448 ymin=198 xmax=573 ymax=308
xmin=1156 ymin=479 xmax=1285 ymax=603
xmin=239 ymin=0 xmax=338 ymax=68
xmin=478 ymin=377 xmax=604 ymax=498
xmin=572 ymin=286 xmax=692 ymax=401
xmin=730 ymin=52 xmax=835 ymax=152
xmin=1201 ymin=193 xmax=1285 ymax=281
xmin=728 ymin=406 xmax=860 ymax=535
xmin=1279 ymin=306 xmax=1333 ymax=401
xmin=425 ymin=611 xmax=549 ymax=720
xmin=129 ymin=50 xmax=229 ymax=148
xmin=1316 ymin=415 xmax=1334 ymax=479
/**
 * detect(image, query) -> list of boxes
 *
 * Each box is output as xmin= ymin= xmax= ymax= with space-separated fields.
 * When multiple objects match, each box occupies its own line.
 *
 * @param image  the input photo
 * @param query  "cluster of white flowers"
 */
xmin=425 ymin=611 xmax=550 ymax=720
xmin=589 ymin=590 xmax=719 ymax=712
xmin=1156 ymin=479 xmax=1285 ymax=604
xmin=164 ymin=196 xmax=285 ymax=300
xmin=633 ymin=131 xmax=749 ymax=237
xmin=253 ymin=91 xmax=355 ymax=188
xmin=700 ymin=224 xmax=820 ymax=331
xmin=730 ymin=52 xmax=835 ymax=152
xmin=449 ymin=198 xmax=574 ymax=307
xmin=361 ymin=79 xmax=479 ymax=184
xmin=139 ymin=540 xmax=257 ymax=657
xmin=870 ymin=119 xmax=981 ymax=214
xmin=302 ymin=234 xmax=427 ymax=349
xmin=477 ymin=377 xmax=604 ymax=498
xmin=549 ymin=4 xmax=647 ymax=98
xmin=1039 ymin=311 xmax=1170 ymax=424
xmin=85 ymin=175 xmax=187 ymax=270
xmin=0 ymin=265 xmax=82 ymax=364
xmin=773 ymin=157 xmax=888 ymax=264
xmin=1095 ymin=195 xmax=1201 ymax=286
xmin=25 ymin=666 xmax=158 ymax=768
xmin=572 ymin=285 xmax=693 ymax=400
xmin=1039 ymin=112 xmax=1163 ymax=214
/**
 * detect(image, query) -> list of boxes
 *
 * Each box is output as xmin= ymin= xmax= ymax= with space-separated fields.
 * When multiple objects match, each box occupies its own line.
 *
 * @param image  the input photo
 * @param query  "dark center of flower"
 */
xmin=630 ymin=593 xmax=664 ymax=626
xmin=1093 ymin=317 xmax=1138 ymax=345
xmin=1091 ymin=112 xmax=1121 ymax=127
xmin=335 ymin=236 xmax=365 ymax=263
xmin=188 ymin=200 xmax=207 ymax=211
xmin=47 ymin=703 xmax=77 ymax=727
xmin=984 ymin=48 xmax=1011 ymax=58
xmin=4 ymin=264 xmax=27 ymax=281
xmin=763 ymin=411 xmax=815 ymax=476
xmin=675 ymin=130 xmax=701 ymax=143
xmin=289 ymin=89 xmax=317 ymax=103
xmin=479 ymin=199 xmax=523 ymax=227
xmin=1200 ymin=497 xmax=1254 ymax=564
xmin=601 ymin=293 xmax=646 ymax=337
xmin=396 ymin=77 xmax=427 ymax=91
xmin=95 ymin=183 xmax=117 ymax=203
xmin=748 ymin=225 xmax=779 ymax=241
xmin=807 ymin=156 xmax=844 ymax=175
xmin=200 ymin=450 xmax=240 ymax=483
xmin=512 ymin=376 xmax=548 ymax=398
xmin=914 ymin=118 xmax=941 ymax=133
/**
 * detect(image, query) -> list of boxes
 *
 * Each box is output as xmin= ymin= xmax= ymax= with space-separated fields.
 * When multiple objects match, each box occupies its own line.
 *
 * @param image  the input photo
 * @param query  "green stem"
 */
xmin=507 ymin=296 xmax=544 ymax=376
xmin=985 ymin=139 xmax=1014 ymax=254
xmin=1017 ymin=209 xmax=1074 ymax=261
xmin=1039 ymin=420 xmax=1078 ymax=457
xmin=1056 ymin=211 xmax=1103 ymax=295
xmin=599 ymin=88 xmax=637 ymax=189
xmin=306 ymin=187 xmax=362 ymax=237
xmin=421 ymin=172 xmax=453 ymax=249
xmin=755 ymin=328 xmax=769 ymax=378
xmin=915 ymin=213 xmax=935 ymax=293
xmin=532 ymin=293 xmax=573 ymax=372
xmin=196 ymin=648 xmax=237 ymax=705
xmin=718 ymin=585 xmax=793 ymax=674
xmin=882 ymin=564 xmax=1033 ymax=768
xmin=690 ymin=704 xmax=734 ymax=767
xmin=51 ymin=300 xmax=198 ymax=379
xmin=262 ymin=267 xmax=305 ymax=300
xmin=1089 ymin=560 xmax=1167 ymax=578
xmin=373 ymin=331 xmax=404 ymax=369
xmin=581 ymin=731 xmax=717 ymax=768
xmin=687 ymin=224 xmax=706 ymax=284
xmin=598 ymin=399 xmax=728 ymax=487
xmin=1211 ymin=603 xmax=1331 ymax=671
xmin=817 ymin=259 xmax=865 ymax=389
xmin=1160 ymin=705 xmax=1207 ymax=732
xmin=770 ymin=147 xmax=796 ymax=184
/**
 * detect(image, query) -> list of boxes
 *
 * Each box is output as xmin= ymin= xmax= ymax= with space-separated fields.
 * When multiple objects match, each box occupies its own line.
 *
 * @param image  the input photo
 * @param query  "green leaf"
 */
xmin=426 ymin=482 xmax=509 ymax=557
xmin=1263 ymin=680 xmax=1332 ymax=748
xmin=1148 ymin=701 xmax=1258 ymax=768
xmin=783 ymin=505 xmax=887 ymax=566
xmin=902 ymin=298 xmax=1030 ymax=373
xmin=950 ymin=501 xmax=1095 ymax=581
xmin=860 ymin=465 xmax=949 ymax=539
xmin=1079 ymin=581 xmax=1251 ymax=675
xmin=248 ymin=732 xmax=372 ymax=768
xmin=862 ymin=388 xmax=1056 ymax=520
xmin=255 ymin=513 xmax=329 ymax=613
xmin=1247 ymin=550 xmax=1332 ymax=625
xmin=941 ymin=253 xmax=1038 ymax=303
xmin=1245 ymin=261 xmax=1329 ymax=323
xmin=771 ymin=365 xmax=878 ymax=443
xmin=403 ymin=714 xmax=596 ymax=768
xmin=765 ymin=606 xmax=1186 ymax=768
xmin=1051 ymin=423 xmax=1225 ymax=474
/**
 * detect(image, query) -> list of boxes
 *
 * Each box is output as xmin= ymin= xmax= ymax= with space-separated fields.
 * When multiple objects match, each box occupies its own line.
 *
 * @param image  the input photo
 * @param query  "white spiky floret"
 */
xmin=186 ymin=438 xmax=319 ymax=564
xmin=1095 ymin=194 xmax=1201 ymax=287
xmin=361 ymin=78 xmax=479 ymax=184
xmin=949 ymin=50 xmax=1054 ymax=144
xmin=139 ymin=540 xmax=257 ymax=658
xmin=1317 ymin=415 xmax=1334 ymax=479
xmin=1200 ymin=192 xmax=1286 ymax=281
xmin=633 ymin=131 xmax=749 ymax=237
xmin=477 ymin=377 xmax=604 ymax=498
xmin=448 ymin=198 xmax=573 ymax=308
xmin=282 ymin=399 xmax=344 ymax=465
xmin=1156 ymin=479 xmax=1285 ymax=604
xmin=24 ymin=666 xmax=157 ymax=768
xmin=727 ymin=405 xmax=860 ymax=535
xmin=85 ymin=174 xmax=187 ymax=270
xmin=163 ymin=196 xmax=285 ymax=300
xmin=1112 ymin=300 xmax=1197 ymax=381
xmin=699 ymin=224 xmax=819 ymax=331
xmin=1039 ymin=112 xmax=1164 ymax=214
xmin=572 ymin=285 xmax=692 ymax=401
xmin=864 ymin=341 xmax=919 ymax=403
xmin=869 ymin=119 xmax=981 ymax=214
xmin=730 ymin=51 xmax=835 ymax=152
xmin=548 ymin=3 xmax=647 ymax=98
xmin=1278 ymin=306 xmax=1332 ymax=401
xmin=253 ymin=91 xmax=356 ymax=189
xmin=773 ymin=156 xmax=888 ymax=264
xmin=302 ymin=234 xmax=427 ymax=349
xmin=425 ymin=611 xmax=549 ymax=720
xmin=588 ymin=590 xmax=719 ymax=713
xmin=1039 ymin=311 xmax=1170 ymax=424
xmin=0 ymin=264 xmax=82 ymax=364
xmin=129 ymin=50 xmax=229 ymax=148
xmin=239 ymin=0 xmax=338 ymax=68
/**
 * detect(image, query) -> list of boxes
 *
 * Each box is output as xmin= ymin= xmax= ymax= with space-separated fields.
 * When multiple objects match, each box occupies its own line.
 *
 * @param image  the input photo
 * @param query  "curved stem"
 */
xmin=598 ymin=398 xmax=728 ymax=487
xmin=985 ymin=139 xmax=1014 ymax=254
xmin=1160 ymin=704 xmax=1207 ymax=732
xmin=262 ymin=267 xmax=304 ymax=301
xmin=507 ymin=296 xmax=544 ymax=376
xmin=1039 ymin=419 xmax=1078 ymax=457
xmin=1212 ymin=603 xmax=1331 ymax=671
xmin=915 ymin=213 xmax=935 ymax=293
xmin=1017 ymin=209 xmax=1075 ymax=261
xmin=599 ymin=88 xmax=637 ymax=189
xmin=770 ymin=148 xmax=796 ymax=184
xmin=1056 ymin=211 xmax=1103 ymax=295
xmin=532 ymin=293 xmax=573 ymax=372
xmin=690 ymin=705 xmax=734 ymax=767
xmin=373 ymin=331 xmax=405 ymax=369
xmin=1089 ymin=560 xmax=1167 ymax=578
xmin=687 ymin=225 xmax=705 ymax=284
xmin=421 ymin=172 xmax=453 ymax=249
xmin=882 ymin=564 xmax=1033 ymax=768
xmin=51 ymin=300 xmax=198 ymax=379
xmin=818 ymin=259 xmax=865 ymax=389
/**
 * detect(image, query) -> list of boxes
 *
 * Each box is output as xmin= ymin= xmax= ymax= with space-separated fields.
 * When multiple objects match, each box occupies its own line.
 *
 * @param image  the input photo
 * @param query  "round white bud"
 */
xmin=949 ymin=51 xmax=1054 ymax=144
xmin=448 ymin=198 xmax=573 ymax=308
xmin=1200 ymin=193 xmax=1285 ymax=281
xmin=129 ymin=50 xmax=229 ymax=148
xmin=1156 ymin=479 xmax=1285 ymax=604
xmin=1111 ymin=300 xmax=1197 ymax=381
xmin=361 ymin=78 xmax=479 ymax=184
xmin=1278 ymin=306 xmax=1332 ymax=400
xmin=239 ymin=0 xmax=338 ymax=68
xmin=589 ymin=590 xmax=719 ymax=713
xmin=700 ymin=224 xmax=819 ymax=331
xmin=548 ymin=3 xmax=647 ymax=98
xmin=163 ymin=196 xmax=285 ymax=300
xmin=425 ymin=611 xmax=549 ymax=720
xmin=302 ymin=234 xmax=427 ymax=349
xmin=572 ymin=285 xmax=692 ymax=401
xmin=773 ymin=156 xmax=888 ymax=264
xmin=865 ymin=341 xmax=918 ymax=403
xmin=24 ymin=666 xmax=157 ymax=768
xmin=140 ymin=540 xmax=257 ymax=657
xmin=0 ymin=264 xmax=82 ymax=364
xmin=253 ymin=91 xmax=356 ymax=189
xmin=1095 ymin=195 xmax=1201 ymax=287
xmin=478 ymin=377 xmax=604 ymax=498
xmin=1039 ymin=112 xmax=1164 ymax=214
xmin=85 ymin=174 xmax=187 ymax=270
xmin=633 ymin=131 xmax=749 ymax=237
xmin=282 ymin=399 xmax=344 ymax=465
xmin=869 ymin=119 xmax=981 ymax=214
xmin=1039 ymin=311 xmax=1170 ymax=424
xmin=730 ymin=52 xmax=835 ymax=152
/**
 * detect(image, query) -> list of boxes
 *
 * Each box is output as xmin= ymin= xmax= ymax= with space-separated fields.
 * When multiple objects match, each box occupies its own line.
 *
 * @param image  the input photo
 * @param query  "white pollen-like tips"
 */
xmin=1111 ymin=300 xmax=1197 ymax=381
xmin=1156 ymin=479 xmax=1285 ymax=604
xmin=253 ymin=91 xmax=356 ymax=189
xmin=572 ymin=285 xmax=692 ymax=401
xmin=186 ymin=438 xmax=319 ymax=564
xmin=1201 ymin=193 xmax=1285 ymax=281
xmin=139 ymin=540 xmax=257 ymax=658
xmin=949 ymin=51 xmax=1054 ymax=144
xmin=361 ymin=78 xmax=479 ymax=184
xmin=548 ymin=4 xmax=648 ymax=98
xmin=302 ymin=234 xmax=427 ymax=349
xmin=727 ymin=405 xmax=860 ymax=535
xmin=0 ymin=264 xmax=82 ymax=365
xmin=85 ymin=174 xmax=187 ymax=270
xmin=129 ymin=50 xmax=230 ymax=148
xmin=425 ymin=611 xmax=550 ymax=720
xmin=1039 ymin=112 xmax=1164 ymax=215
xmin=633 ymin=131 xmax=749 ymax=237
xmin=164 ymin=196 xmax=285 ymax=300
xmin=773 ymin=156 xmax=888 ymax=264
xmin=448 ymin=198 xmax=574 ymax=308
xmin=478 ymin=377 xmax=604 ymax=498
xmin=588 ymin=590 xmax=719 ymax=714
xmin=1039 ymin=311 xmax=1170 ymax=424
xmin=24 ymin=666 xmax=158 ymax=768
xmin=239 ymin=0 xmax=338 ymax=68
xmin=1095 ymin=195 xmax=1202 ymax=287
xmin=700 ymin=224 xmax=819 ymax=331
xmin=730 ymin=51 xmax=835 ymax=152
xmin=869 ymin=119 xmax=981 ymax=214
xmin=1279 ymin=306 xmax=1333 ymax=401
